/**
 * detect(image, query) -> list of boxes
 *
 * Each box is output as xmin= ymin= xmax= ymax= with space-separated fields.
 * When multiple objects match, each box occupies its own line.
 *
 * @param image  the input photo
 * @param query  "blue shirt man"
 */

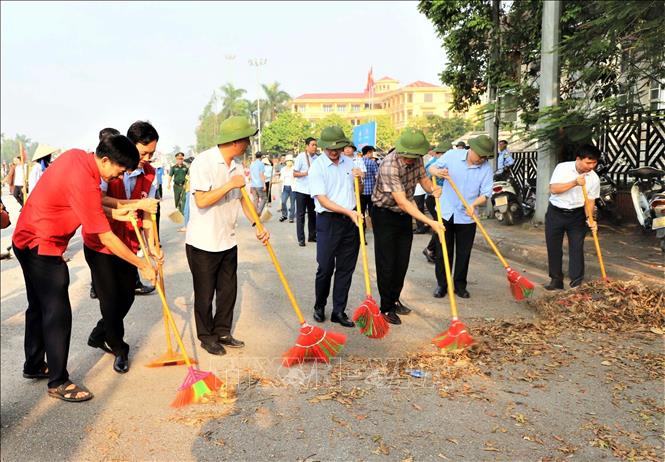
xmin=309 ymin=152 xmax=356 ymax=213
xmin=249 ymin=158 xmax=265 ymax=188
xmin=496 ymin=140 xmax=514 ymax=173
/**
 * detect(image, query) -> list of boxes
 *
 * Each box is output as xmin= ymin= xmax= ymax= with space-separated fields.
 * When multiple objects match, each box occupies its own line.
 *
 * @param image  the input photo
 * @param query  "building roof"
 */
xmin=377 ymin=76 xmax=398 ymax=82
xmin=293 ymin=92 xmax=368 ymax=100
xmin=405 ymin=80 xmax=439 ymax=88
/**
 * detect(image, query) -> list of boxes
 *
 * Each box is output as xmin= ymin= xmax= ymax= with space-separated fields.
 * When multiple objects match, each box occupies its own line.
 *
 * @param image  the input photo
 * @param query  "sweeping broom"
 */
xmin=582 ymin=183 xmax=608 ymax=281
xmin=351 ymin=176 xmax=389 ymax=339
xmin=431 ymin=196 xmax=474 ymax=351
xmin=445 ymin=177 xmax=535 ymax=300
xmin=129 ymin=216 xmax=221 ymax=407
xmin=239 ymin=188 xmax=346 ymax=367
xmin=168 ymin=178 xmax=186 ymax=224
xmin=145 ymin=213 xmax=196 ymax=368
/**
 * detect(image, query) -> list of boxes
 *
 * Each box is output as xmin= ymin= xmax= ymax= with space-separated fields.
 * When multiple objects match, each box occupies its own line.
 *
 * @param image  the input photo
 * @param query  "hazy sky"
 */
xmin=1 ymin=1 xmax=447 ymax=152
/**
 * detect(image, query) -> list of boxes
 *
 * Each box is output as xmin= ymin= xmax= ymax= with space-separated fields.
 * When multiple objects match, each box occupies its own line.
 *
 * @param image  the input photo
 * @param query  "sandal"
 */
xmin=48 ymin=381 xmax=94 ymax=402
xmin=23 ymin=364 xmax=49 ymax=379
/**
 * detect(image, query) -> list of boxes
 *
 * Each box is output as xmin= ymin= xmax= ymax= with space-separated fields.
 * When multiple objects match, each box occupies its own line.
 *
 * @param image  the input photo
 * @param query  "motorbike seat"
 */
xmin=628 ymin=166 xmax=665 ymax=179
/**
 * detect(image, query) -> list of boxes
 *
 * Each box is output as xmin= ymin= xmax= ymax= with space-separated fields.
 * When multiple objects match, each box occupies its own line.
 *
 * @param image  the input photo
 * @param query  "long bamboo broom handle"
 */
xmin=354 ymin=177 xmax=372 ymax=297
xmin=581 ymin=184 xmax=607 ymax=280
xmin=151 ymin=213 xmax=174 ymax=352
xmin=435 ymin=197 xmax=458 ymax=319
xmin=240 ymin=187 xmax=306 ymax=324
xmin=445 ymin=177 xmax=510 ymax=269
xmin=130 ymin=216 xmax=193 ymax=367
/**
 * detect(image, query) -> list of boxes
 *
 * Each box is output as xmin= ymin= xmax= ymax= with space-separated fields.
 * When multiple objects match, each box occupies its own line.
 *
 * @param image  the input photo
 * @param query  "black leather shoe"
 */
xmin=330 ymin=312 xmax=355 ymax=328
xmin=201 ymin=341 xmax=226 ymax=356
xmin=90 ymin=285 xmax=97 ymax=299
xmin=395 ymin=300 xmax=412 ymax=315
xmin=289 ymin=219 xmax=294 ymax=223
xmin=308 ymin=237 xmax=317 ymax=243
xmin=422 ymin=248 xmax=435 ymax=264
xmin=455 ymin=289 xmax=470 ymax=298
xmin=113 ymin=354 xmax=129 ymax=374
xmin=544 ymin=280 xmax=564 ymax=291
xmin=298 ymin=241 xmax=306 ymax=247
xmin=313 ymin=306 xmax=325 ymax=323
xmin=570 ymin=278 xmax=584 ymax=288
xmin=433 ymin=286 xmax=446 ymax=298
xmin=218 ymin=335 xmax=245 ymax=348
xmin=135 ymin=282 xmax=155 ymax=295
xmin=382 ymin=311 xmax=401 ymax=325
xmin=87 ymin=336 xmax=113 ymax=354
xmin=279 ymin=216 xmax=287 ymax=222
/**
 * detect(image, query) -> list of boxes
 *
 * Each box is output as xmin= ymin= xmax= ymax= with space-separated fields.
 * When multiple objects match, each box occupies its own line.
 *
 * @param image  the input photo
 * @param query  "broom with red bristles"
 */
xmin=129 ymin=216 xmax=221 ymax=407
xmin=432 ymin=197 xmax=474 ymax=351
xmin=351 ymin=176 xmax=389 ymax=339
xmin=446 ymin=177 xmax=535 ymax=300
xmin=239 ymin=188 xmax=347 ymax=367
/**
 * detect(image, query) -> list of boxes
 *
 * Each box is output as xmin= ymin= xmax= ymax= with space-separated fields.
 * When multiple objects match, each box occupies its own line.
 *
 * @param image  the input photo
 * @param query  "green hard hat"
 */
xmin=395 ymin=128 xmax=430 ymax=158
xmin=468 ymin=135 xmax=495 ymax=158
xmin=433 ymin=141 xmax=449 ymax=153
xmin=318 ymin=126 xmax=351 ymax=150
xmin=217 ymin=116 xmax=258 ymax=145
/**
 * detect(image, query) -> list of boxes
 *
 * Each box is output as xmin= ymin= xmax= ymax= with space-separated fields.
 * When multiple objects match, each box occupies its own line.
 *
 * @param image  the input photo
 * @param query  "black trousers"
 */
xmin=295 ymin=192 xmax=316 ymax=243
xmin=545 ymin=204 xmax=587 ymax=285
xmin=13 ymin=244 xmax=71 ymax=389
xmin=371 ymin=207 xmax=414 ymax=313
xmin=265 ymin=181 xmax=272 ymax=204
xmin=425 ymin=195 xmax=438 ymax=253
xmin=433 ymin=215 xmax=477 ymax=291
xmin=84 ymin=246 xmax=136 ymax=356
xmin=186 ymin=244 xmax=238 ymax=343
xmin=13 ymin=185 xmax=24 ymax=207
xmin=414 ymin=195 xmax=428 ymax=231
xmin=315 ymin=212 xmax=360 ymax=314
xmin=360 ymin=194 xmax=373 ymax=232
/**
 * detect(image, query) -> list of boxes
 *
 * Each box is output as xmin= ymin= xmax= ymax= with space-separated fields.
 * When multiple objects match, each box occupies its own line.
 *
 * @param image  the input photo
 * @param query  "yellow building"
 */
xmin=290 ymin=76 xmax=467 ymax=130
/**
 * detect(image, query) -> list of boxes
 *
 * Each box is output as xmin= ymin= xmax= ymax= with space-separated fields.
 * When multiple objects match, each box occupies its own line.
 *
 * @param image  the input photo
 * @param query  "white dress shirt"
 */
xmin=549 ymin=161 xmax=600 ymax=209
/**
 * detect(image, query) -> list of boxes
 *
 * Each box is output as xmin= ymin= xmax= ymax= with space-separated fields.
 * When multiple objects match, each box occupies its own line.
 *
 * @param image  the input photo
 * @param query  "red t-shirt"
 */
xmin=12 ymin=149 xmax=111 ymax=256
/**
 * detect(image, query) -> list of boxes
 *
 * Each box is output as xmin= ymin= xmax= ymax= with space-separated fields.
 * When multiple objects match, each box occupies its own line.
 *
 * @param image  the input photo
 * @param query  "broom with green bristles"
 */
xmin=129 ymin=216 xmax=221 ymax=407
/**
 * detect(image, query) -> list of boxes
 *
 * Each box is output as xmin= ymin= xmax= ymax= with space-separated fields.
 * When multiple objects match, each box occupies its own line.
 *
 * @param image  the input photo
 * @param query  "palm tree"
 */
xmin=219 ymin=83 xmax=250 ymax=119
xmin=261 ymin=82 xmax=291 ymax=124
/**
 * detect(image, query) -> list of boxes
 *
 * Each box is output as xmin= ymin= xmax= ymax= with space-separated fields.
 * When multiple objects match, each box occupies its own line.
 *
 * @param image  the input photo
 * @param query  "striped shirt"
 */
xmin=371 ymin=152 xmax=426 ymax=212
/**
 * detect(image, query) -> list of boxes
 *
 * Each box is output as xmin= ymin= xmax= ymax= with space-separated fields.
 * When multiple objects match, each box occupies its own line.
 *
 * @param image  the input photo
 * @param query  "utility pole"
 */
xmin=534 ymin=0 xmax=561 ymax=223
xmin=249 ymin=58 xmax=267 ymax=152
xmin=484 ymin=0 xmax=500 ymax=217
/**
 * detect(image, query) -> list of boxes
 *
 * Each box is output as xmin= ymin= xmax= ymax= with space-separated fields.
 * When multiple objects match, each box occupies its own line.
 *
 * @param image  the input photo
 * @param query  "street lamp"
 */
xmin=249 ymin=57 xmax=267 ymax=151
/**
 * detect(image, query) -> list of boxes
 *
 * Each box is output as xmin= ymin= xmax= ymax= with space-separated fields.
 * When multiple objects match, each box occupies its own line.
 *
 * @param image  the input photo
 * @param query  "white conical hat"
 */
xmin=32 ymin=144 xmax=59 ymax=162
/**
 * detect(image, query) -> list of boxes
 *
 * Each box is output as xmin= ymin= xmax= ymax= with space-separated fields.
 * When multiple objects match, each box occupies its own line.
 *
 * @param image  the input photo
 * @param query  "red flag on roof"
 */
xmin=364 ymin=67 xmax=374 ymax=93
xmin=19 ymin=142 xmax=28 ymax=163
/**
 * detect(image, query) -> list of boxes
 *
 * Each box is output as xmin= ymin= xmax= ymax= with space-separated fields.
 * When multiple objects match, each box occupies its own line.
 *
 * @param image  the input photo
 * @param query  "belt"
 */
xmin=374 ymin=206 xmax=407 ymax=216
xmin=549 ymin=204 xmax=584 ymax=214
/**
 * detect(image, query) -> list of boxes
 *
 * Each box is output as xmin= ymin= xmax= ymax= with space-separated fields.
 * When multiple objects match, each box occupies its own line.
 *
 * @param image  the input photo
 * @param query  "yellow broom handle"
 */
xmin=354 ymin=177 xmax=372 ymax=296
xmin=240 ymin=188 xmax=306 ymax=324
xmin=130 ymin=216 xmax=192 ymax=367
xmin=446 ymin=177 xmax=510 ymax=269
xmin=581 ymin=185 xmax=607 ymax=280
xmin=151 ymin=213 xmax=173 ymax=352
xmin=435 ymin=197 xmax=458 ymax=319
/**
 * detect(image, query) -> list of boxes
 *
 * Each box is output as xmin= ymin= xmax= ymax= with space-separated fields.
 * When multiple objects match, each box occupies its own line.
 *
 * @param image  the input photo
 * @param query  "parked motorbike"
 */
xmin=628 ymin=166 xmax=665 ymax=252
xmin=490 ymin=168 xmax=536 ymax=225
xmin=595 ymin=163 xmax=622 ymax=225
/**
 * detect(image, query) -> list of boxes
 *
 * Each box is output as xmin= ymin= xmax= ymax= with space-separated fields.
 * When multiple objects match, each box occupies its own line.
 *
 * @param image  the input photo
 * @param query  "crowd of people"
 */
xmin=2 ymin=114 xmax=601 ymax=404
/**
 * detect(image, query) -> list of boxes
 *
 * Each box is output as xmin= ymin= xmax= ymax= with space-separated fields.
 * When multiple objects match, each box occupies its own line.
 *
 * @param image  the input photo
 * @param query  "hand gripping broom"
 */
xmin=581 ymin=184 xmax=608 ymax=281
xmin=351 ymin=176 xmax=389 ymax=339
xmin=446 ymin=177 xmax=535 ymax=300
xmin=431 ymin=196 xmax=474 ymax=351
xmin=145 ymin=213 xmax=196 ymax=368
xmin=239 ymin=188 xmax=347 ymax=367
xmin=129 ymin=216 xmax=221 ymax=407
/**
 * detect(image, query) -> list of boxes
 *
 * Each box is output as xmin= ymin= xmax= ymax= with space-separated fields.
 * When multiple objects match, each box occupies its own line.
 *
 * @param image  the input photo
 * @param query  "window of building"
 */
xmin=323 ymin=104 xmax=333 ymax=113
xmin=407 ymin=110 xmax=413 ymax=118
xmin=650 ymin=80 xmax=665 ymax=110
xmin=424 ymin=111 xmax=434 ymax=117
xmin=337 ymin=105 xmax=346 ymax=112
xmin=351 ymin=104 xmax=360 ymax=112
xmin=424 ymin=93 xmax=433 ymax=103
xmin=407 ymin=93 xmax=413 ymax=103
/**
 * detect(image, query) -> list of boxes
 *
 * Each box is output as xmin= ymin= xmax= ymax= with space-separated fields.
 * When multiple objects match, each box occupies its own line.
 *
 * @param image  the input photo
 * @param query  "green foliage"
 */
xmin=261 ymin=82 xmax=291 ymax=124
xmin=1 ymin=133 xmax=38 ymax=164
xmin=311 ymin=114 xmax=353 ymax=139
xmin=418 ymin=0 xmax=665 ymax=142
xmin=261 ymin=112 xmax=312 ymax=154
xmin=406 ymin=115 xmax=472 ymax=148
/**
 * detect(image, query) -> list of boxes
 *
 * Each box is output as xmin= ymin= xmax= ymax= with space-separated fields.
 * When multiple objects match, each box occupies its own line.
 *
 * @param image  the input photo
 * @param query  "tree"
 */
xmin=219 ymin=83 xmax=250 ymax=119
xmin=407 ymin=115 xmax=472 ymax=147
xmin=261 ymin=82 xmax=291 ymax=124
xmin=195 ymin=94 xmax=220 ymax=151
xmin=1 ymin=133 xmax=38 ymax=164
xmin=311 ymin=114 xmax=353 ymax=139
xmin=418 ymin=0 xmax=665 ymax=141
xmin=261 ymin=112 xmax=312 ymax=154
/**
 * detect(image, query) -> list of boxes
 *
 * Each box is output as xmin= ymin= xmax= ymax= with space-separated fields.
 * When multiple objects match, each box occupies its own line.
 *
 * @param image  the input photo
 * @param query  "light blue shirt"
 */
xmin=496 ymin=148 xmax=514 ymax=172
xmin=264 ymin=164 xmax=273 ymax=180
xmin=433 ymin=149 xmax=493 ymax=224
xmin=308 ymin=154 xmax=356 ymax=213
xmin=292 ymin=151 xmax=318 ymax=195
xmin=249 ymin=159 xmax=265 ymax=188
xmin=101 ymin=168 xmax=157 ymax=199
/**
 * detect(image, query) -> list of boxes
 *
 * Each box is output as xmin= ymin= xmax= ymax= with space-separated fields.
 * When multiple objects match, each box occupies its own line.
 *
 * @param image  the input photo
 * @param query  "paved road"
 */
xmin=1 ymin=187 xmax=660 ymax=461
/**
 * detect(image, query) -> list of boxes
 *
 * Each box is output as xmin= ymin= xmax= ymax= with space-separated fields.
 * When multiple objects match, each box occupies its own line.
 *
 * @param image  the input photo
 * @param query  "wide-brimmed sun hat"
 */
xmin=32 ymin=144 xmax=59 ymax=162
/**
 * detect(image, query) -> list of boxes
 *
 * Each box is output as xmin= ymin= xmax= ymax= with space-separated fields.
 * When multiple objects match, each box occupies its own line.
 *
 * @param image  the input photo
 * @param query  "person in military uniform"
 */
xmin=168 ymin=152 xmax=189 ymax=215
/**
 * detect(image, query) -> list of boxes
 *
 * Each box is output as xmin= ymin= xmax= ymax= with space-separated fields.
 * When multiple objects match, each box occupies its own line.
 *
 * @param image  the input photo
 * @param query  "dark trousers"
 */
xmin=371 ymin=207 xmax=413 ymax=312
xmin=186 ymin=244 xmax=238 ymax=343
xmin=295 ymin=192 xmax=316 ymax=243
xmin=414 ymin=195 xmax=427 ymax=231
xmin=425 ymin=195 xmax=438 ymax=252
xmin=265 ymin=181 xmax=272 ymax=204
xmin=84 ymin=246 xmax=136 ymax=356
xmin=315 ymin=212 xmax=360 ymax=314
xmin=13 ymin=244 xmax=71 ymax=389
xmin=281 ymin=185 xmax=296 ymax=220
xmin=174 ymin=184 xmax=186 ymax=214
xmin=433 ymin=215 xmax=477 ymax=291
xmin=545 ymin=204 xmax=587 ymax=285
xmin=360 ymin=194 xmax=373 ymax=231
xmin=13 ymin=185 xmax=24 ymax=207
